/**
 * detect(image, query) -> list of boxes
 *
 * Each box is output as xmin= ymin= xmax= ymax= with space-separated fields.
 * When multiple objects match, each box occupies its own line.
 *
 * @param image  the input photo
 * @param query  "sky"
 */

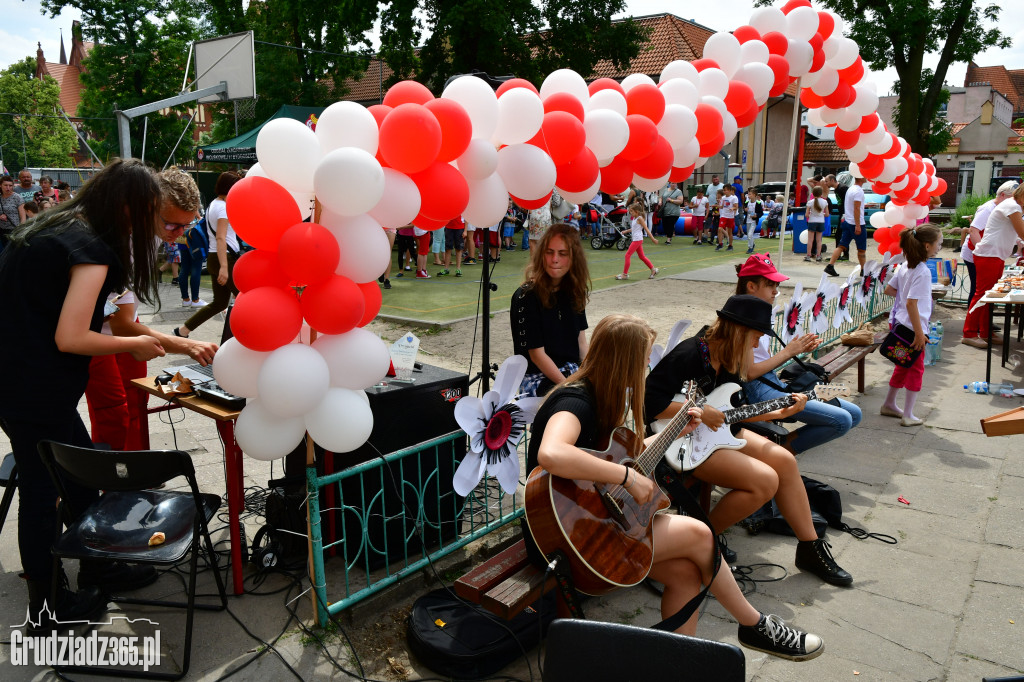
xmin=4 ymin=1 xmax=1023 ymax=104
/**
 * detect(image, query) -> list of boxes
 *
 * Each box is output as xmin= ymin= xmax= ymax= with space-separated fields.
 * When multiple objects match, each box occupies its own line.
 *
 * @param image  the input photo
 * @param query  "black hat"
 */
xmin=716 ymin=295 xmax=774 ymax=335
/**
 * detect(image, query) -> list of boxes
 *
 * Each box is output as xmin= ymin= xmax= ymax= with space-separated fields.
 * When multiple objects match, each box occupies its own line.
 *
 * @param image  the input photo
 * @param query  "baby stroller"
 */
xmin=590 ymin=213 xmax=630 ymax=250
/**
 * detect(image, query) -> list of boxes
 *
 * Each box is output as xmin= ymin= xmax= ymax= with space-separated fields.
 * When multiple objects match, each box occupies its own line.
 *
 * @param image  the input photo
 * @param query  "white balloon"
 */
xmin=876 ymin=161 xmax=899 ymax=184
xmin=829 ymin=38 xmax=859 ymax=70
xmin=786 ymin=39 xmax=814 ymax=77
xmin=848 ymin=162 xmax=862 ymax=178
xmin=633 ymin=171 xmax=671 ymax=192
xmin=660 ymin=60 xmax=699 ymax=86
xmin=463 ymin=172 xmax=510 ymax=228
xmin=496 ymin=144 xmax=557 ymax=201
xmin=539 ymin=68 xmax=589 ymax=104
xmin=837 ymin=108 xmax=863 ymax=132
xmin=367 ymin=168 xmax=421 ymax=228
xmin=256 ymin=118 xmax=321 ymax=193
xmin=721 ymin=112 xmax=738 ymax=144
xmin=312 ymin=328 xmax=391 ymax=390
xmin=314 ymin=147 xmax=385 ymax=217
xmin=559 ymin=176 xmax=602 ymax=205
xmin=443 ymin=75 xmax=499 ymax=140
xmin=889 ymin=155 xmax=909 ymax=178
xmin=786 ymin=6 xmax=820 ymax=42
xmin=305 ymin=388 xmax=374 ymax=453
xmin=866 ymin=133 xmax=893 ymax=155
xmin=799 ymin=228 xmax=809 ymax=244
xmin=700 ymin=95 xmax=728 ymax=121
xmin=213 ymin=337 xmax=269 ymax=398
xmin=802 ymin=68 xmax=823 ymax=90
xmin=827 ymin=10 xmax=844 ymax=35
xmin=823 ymin=36 xmax=842 ymax=63
xmin=235 ymin=399 xmax=307 ymax=461
xmin=749 ymin=6 xmax=787 ymax=34
xmin=659 ymin=78 xmax=699 ymax=110
xmin=584 ymin=109 xmax=629 ymax=160
xmin=494 ymin=87 xmax=544 ymax=145
xmin=658 ymin=104 xmax=698 ymax=148
xmin=820 ymin=105 xmax=843 ymax=125
xmin=812 ymin=67 xmax=839 ymax=97
xmin=735 ymin=63 xmax=774 ymax=105
xmin=738 ymin=40 xmax=769 ymax=66
xmin=694 ymin=156 xmax=710 ymax=169
xmin=316 ymin=101 xmax=379 ymax=155
xmin=847 ymin=144 xmax=869 ymax=163
xmin=806 ymin=107 xmax=827 ymax=128
xmin=321 ymin=213 xmax=391 ymax=283
xmin=246 ymin=162 xmax=268 ymax=178
xmin=703 ymin=32 xmax=742 ymax=78
xmin=884 ymin=201 xmax=903 ymax=224
xmin=257 ymin=344 xmax=330 ymax=418
xmin=456 ymin=138 xmax=499 ymax=181
xmin=861 ymin=120 xmax=887 ymax=146
xmin=890 ymin=176 xmax=910 ymax=192
xmin=869 ymin=211 xmax=889 ymax=229
xmin=586 ymin=88 xmax=628 ymax=117
xmin=673 ymin=138 xmax=701 ymax=168
xmin=697 ymin=68 xmax=729 ymax=100
xmin=620 ymin=73 xmax=657 ymax=91
xmin=848 ymin=86 xmax=879 ymax=118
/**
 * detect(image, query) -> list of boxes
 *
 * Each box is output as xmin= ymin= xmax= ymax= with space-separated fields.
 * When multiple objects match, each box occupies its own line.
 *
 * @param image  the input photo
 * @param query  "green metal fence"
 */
xmin=307 ymin=430 xmax=522 ymax=625
xmin=768 ymin=280 xmax=896 ymax=355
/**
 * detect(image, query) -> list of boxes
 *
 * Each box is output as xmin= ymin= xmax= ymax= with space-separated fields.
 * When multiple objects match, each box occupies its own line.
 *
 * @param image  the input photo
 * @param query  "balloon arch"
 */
xmin=214 ymin=0 xmax=942 ymax=461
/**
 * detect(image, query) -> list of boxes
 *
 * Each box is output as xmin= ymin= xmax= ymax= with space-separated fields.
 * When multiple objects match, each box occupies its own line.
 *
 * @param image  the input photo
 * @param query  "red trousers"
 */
xmin=962 ymin=255 xmax=1004 ymax=338
xmin=85 ymin=353 xmax=148 ymax=450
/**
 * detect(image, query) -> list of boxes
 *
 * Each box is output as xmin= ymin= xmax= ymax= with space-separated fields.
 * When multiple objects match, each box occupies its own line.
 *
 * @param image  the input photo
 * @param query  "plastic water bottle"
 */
xmin=934 ymin=321 xmax=944 ymax=363
xmin=924 ymin=336 xmax=938 ymax=366
xmin=964 ymin=381 xmax=989 ymax=394
xmin=995 ymin=382 xmax=1015 ymax=398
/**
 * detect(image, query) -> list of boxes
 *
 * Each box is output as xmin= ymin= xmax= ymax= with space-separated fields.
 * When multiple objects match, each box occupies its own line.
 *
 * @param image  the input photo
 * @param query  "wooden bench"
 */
xmin=454 ymin=538 xmax=566 ymax=620
xmin=813 ymin=331 xmax=887 ymax=393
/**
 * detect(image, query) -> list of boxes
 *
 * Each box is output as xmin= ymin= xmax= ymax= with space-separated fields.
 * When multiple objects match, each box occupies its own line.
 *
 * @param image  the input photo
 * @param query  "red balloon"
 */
xmin=300 ymin=275 xmax=364 ymax=335
xmin=670 ymin=164 xmax=695 ymax=183
xmin=555 ymin=146 xmax=599 ymax=193
xmin=762 ymin=31 xmax=790 ymax=56
xmin=694 ymin=103 xmax=724 ymax=144
xmin=620 ymin=115 xmax=659 ymax=161
xmin=633 ymin=135 xmax=674 ymax=179
xmin=542 ymin=111 xmax=586 ymax=165
xmin=367 ymin=104 xmax=392 ymax=166
xmin=599 ymin=157 xmax=633 ymax=195
xmin=817 ymin=12 xmax=835 ymax=40
xmin=838 ymin=57 xmax=864 ymax=85
xmin=876 ymin=241 xmax=891 ymax=256
xmin=588 ymin=78 xmax=626 ymax=97
xmin=859 ymin=113 xmax=880 ymax=134
xmin=411 ymin=161 xmax=470 ymax=221
xmin=873 ymin=181 xmax=893 ymax=195
xmin=801 ymin=88 xmax=824 ymax=109
xmin=822 ymin=80 xmax=852 ymax=109
xmin=934 ymin=177 xmax=948 ymax=195
xmin=735 ymin=101 xmax=760 ymax=128
xmin=858 ymin=154 xmax=885 ymax=179
xmin=882 ymin=136 xmax=903 ymax=159
xmin=511 ymin=192 xmax=553 ymax=210
xmin=496 ymin=78 xmax=538 ymax=97
xmin=724 ymin=81 xmax=755 ymax=117
xmin=424 ymin=98 xmax=472 ymax=162
xmin=357 ymin=280 xmax=382 ymax=327
xmin=412 ymin=213 xmax=448 ymax=230
xmin=809 ymin=34 xmax=825 ymax=72
xmin=767 ymin=55 xmax=791 ymax=97
xmin=626 ymin=84 xmax=666 ymax=123
xmin=226 ymin=176 xmax=302 ymax=252
xmin=543 ymin=92 xmax=585 ymax=121
xmin=691 ymin=58 xmax=720 ymax=72
xmin=277 ymin=222 xmax=341 ymax=286
xmin=382 ymin=80 xmax=433 ymax=107
xmin=233 ymin=250 xmax=291 ymax=293
xmin=782 ymin=0 xmax=812 ymax=13
xmin=909 ymin=154 xmax=924 ymax=176
xmin=834 ymin=127 xmax=861 ymax=150
xmin=231 ymin=286 xmax=302 ymax=353
xmin=699 ymin=131 xmax=726 ymax=158
xmin=379 ymin=103 xmax=442 ymax=174
xmin=873 ymin=227 xmax=892 ymax=243
xmin=525 ymin=127 xmax=547 ymax=152
xmin=733 ymin=26 xmax=761 ymax=44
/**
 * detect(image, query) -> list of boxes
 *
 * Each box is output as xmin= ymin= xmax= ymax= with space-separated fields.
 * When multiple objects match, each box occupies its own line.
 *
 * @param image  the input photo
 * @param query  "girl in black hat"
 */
xmin=644 ymin=294 xmax=853 ymax=587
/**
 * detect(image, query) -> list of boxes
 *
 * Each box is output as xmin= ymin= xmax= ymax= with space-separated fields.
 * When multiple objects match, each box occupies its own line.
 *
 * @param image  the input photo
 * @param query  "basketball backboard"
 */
xmin=194 ymin=31 xmax=256 ymax=102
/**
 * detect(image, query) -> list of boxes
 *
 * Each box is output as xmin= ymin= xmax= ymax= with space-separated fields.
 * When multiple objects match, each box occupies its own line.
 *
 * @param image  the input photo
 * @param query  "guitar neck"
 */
xmin=721 ymin=386 xmax=822 ymax=424
xmin=637 ymin=400 xmax=694 ymax=476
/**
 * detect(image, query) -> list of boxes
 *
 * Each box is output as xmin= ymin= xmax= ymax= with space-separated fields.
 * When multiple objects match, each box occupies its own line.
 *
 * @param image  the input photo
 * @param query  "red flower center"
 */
xmin=484 ymin=410 xmax=513 ymax=451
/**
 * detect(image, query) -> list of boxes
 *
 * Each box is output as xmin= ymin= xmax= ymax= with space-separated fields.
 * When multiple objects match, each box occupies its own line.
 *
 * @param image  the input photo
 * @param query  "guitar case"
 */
xmin=406 ymin=587 xmax=556 ymax=680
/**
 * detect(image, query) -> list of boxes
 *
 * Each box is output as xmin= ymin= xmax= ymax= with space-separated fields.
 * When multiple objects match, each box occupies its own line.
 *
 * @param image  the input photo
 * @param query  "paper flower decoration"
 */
xmin=808 ymin=273 xmax=838 ymax=336
xmin=833 ymin=269 xmax=860 ymax=329
xmin=649 ymin=319 xmax=692 ymax=369
xmin=453 ymin=356 xmax=542 ymax=496
xmin=875 ymin=251 xmax=899 ymax=289
xmin=781 ymin=282 xmax=815 ymax=344
xmin=855 ymin=260 xmax=880 ymax=308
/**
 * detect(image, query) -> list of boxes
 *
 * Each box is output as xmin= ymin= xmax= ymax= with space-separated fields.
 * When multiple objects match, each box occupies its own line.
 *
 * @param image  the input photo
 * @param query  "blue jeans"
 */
xmin=743 ymin=373 xmax=862 ymax=454
xmin=178 ymin=244 xmax=203 ymax=301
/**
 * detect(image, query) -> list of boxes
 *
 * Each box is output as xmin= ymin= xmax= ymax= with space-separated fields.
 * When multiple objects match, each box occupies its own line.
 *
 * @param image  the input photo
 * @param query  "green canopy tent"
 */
xmin=196 ymin=105 xmax=326 ymax=164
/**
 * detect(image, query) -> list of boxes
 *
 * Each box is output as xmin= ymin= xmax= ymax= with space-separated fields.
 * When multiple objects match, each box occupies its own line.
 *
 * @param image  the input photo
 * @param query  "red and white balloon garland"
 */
xmin=215 ymin=0 xmax=942 ymax=462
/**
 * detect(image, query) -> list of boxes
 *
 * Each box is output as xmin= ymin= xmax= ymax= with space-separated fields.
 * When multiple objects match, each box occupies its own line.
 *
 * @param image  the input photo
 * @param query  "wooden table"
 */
xmin=130 ymin=377 xmax=246 ymax=595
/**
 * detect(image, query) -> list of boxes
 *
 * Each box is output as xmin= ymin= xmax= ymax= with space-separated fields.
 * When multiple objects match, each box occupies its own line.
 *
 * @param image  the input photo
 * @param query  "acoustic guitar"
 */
xmin=523 ymin=383 xmax=699 ymax=596
xmin=651 ymin=382 xmax=851 ymax=473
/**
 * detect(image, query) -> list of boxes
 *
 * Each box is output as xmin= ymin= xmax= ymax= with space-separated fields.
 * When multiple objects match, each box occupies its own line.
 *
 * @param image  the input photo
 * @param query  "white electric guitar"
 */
xmin=651 ymin=382 xmax=851 ymax=472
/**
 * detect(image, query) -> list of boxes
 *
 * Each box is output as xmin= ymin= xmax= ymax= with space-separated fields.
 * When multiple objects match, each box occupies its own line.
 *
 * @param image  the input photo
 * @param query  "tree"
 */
xmin=0 ymin=58 xmax=79 ymax=168
xmin=890 ymin=69 xmax=953 ymax=156
xmin=41 ymin=1 xmax=203 ymax=165
xmin=812 ymin=0 xmax=1011 ymax=156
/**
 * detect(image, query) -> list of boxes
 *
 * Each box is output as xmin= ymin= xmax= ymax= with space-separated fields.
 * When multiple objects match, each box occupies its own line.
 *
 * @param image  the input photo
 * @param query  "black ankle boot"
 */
xmin=23 ymin=572 xmax=107 ymax=635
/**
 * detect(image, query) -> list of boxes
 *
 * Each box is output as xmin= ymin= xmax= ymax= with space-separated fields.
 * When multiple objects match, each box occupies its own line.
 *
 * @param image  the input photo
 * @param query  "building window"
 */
xmin=992 ymin=161 xmax=1003 ymax=177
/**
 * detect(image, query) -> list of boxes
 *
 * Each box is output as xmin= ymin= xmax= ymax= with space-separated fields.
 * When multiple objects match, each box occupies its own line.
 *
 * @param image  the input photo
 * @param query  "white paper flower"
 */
xmin=875 ymin=251 xmax=900 ymax=289
xmin=453 ymin=356 xmax=542 ymax=496
xmin=649 ymin=319 xmax=692 ymax=369
xmin=809 ymin=273 xmax=839 ymax=336
xmin=855 ymin=260 xmax=880 ymax=308
xmin=833 ymin=269 xmax=860 ymax=328
xmin=782 ymin=282 xmax=815 ymax=344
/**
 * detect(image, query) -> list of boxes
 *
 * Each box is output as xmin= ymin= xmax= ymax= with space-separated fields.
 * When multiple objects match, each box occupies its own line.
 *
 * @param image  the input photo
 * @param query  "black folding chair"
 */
xmin=38 ymin=441 xmax=228 ymax=680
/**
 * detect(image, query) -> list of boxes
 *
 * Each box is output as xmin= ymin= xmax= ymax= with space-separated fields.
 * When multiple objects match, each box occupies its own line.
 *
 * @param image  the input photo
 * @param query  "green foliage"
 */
xmin=892 ymin=70 xmax=954 ymax=156
xmin=950 ymin=192 xmax=990 ymax=228
xmin=41 ymin=0 xmax=203 ymax=165
xmin=0 ymin=58 xmax=79 ymax=167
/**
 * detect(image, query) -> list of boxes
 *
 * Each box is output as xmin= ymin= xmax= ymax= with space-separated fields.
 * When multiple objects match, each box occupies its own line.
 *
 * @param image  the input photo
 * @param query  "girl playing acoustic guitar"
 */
xmin=524 ymin=313 xmax=823 ymax=660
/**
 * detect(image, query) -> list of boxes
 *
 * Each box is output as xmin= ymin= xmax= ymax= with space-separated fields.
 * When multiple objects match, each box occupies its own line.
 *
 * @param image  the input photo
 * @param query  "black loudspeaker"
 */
xmin=321 ymin=363 xmax=470 ymax=570
xmin=544 ymin=620 xmax=745 ymax=682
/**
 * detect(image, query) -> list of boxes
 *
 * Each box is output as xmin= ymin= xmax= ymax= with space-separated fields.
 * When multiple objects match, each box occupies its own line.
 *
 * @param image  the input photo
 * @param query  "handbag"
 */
xmin=879 ymin=323 xmax=922 ymax=368
xmin=776 ymin=350 xmax=831 ymax=393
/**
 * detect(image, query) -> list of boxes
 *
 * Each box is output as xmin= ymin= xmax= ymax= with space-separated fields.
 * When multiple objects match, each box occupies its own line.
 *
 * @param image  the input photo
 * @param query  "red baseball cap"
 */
xmin=737 ymin=253 xmax=789 ymax=282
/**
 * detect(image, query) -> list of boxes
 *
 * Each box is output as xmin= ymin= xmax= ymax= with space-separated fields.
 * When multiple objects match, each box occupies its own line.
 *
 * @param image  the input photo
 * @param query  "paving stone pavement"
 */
xmin=1 ymin=269 xmax=1023 ymax=681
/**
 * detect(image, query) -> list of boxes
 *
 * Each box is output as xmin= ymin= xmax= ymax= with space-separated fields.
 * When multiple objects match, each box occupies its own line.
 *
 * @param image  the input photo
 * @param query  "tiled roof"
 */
xmin=590 ymin=14 xmax=713 ymax=80
xmin=337 ymin=58 xmax=393 ymax=104
xmin=965 ymin=63 xmax=1024 ymax=112
xmin=950 ymin=122 xmax=970 ymax=135
xmin=41 ymin=62 xmax=85 ymax=117
xmin=803 ymin=139 xmax=848 ymax=163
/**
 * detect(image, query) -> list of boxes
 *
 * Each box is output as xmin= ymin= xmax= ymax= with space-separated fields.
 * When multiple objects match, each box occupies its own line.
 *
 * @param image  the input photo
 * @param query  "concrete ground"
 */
xmin=1 ymin=249 xmax=1023 ymax=681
